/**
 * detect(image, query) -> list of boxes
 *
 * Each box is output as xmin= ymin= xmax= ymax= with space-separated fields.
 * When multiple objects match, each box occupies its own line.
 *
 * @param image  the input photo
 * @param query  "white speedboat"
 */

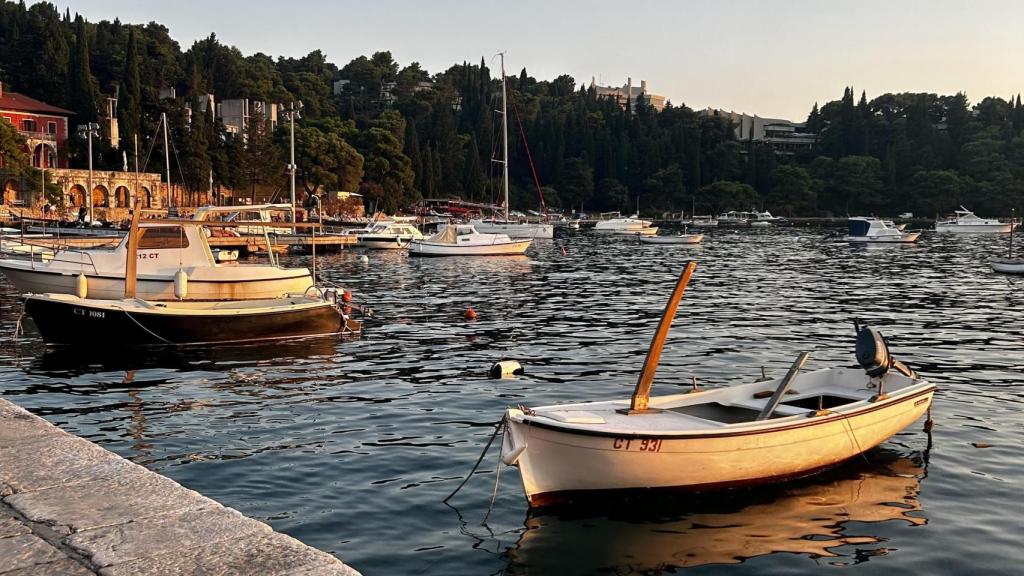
xmin=935 ymin=206 xmax=1013 ymax=233
xmin=716 ymin=211 xmax=750 ymax=226
xmin=594 ymin=218 xmax=658 ymax=236
xmin=842 ymin=217 xmax=920 ymax=243
xmin=354 ymin=221 xmax=423 ymax=249
xmin=499 ymin=262 xmax=935 ymax=507
xmin=0 ymin=221 xmax=312 ymax=300
xmin=639 ymin=234 xmax=703 ymax=245
xmin=408 ymin=224 xmax=532 ymax=256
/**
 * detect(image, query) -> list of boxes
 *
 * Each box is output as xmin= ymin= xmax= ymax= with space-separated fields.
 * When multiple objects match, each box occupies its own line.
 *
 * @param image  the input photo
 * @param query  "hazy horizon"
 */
xmin=39 ymin=0 xmax=1024 ymax=120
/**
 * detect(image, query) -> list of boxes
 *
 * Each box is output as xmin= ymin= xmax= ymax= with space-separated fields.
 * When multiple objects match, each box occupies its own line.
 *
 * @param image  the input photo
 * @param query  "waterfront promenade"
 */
xmin=0 ymin=398 xmax=359 ymax=576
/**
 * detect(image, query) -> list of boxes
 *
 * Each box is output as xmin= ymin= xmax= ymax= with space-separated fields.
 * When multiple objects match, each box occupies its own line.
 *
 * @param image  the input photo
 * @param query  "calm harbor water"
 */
xmin=1 ymin=226 xmax=1021 ymax=575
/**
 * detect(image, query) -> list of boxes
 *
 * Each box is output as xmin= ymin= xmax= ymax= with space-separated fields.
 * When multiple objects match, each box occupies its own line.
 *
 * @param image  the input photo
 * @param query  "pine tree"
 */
xmin=404 ymin=119 xmax=422 ymax=193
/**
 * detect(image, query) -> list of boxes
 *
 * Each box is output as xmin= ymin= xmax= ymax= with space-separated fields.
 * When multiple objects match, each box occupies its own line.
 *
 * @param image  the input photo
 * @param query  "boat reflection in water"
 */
xmin=25 ymin=335 xmax=350 ymax=377
xmin=503 ymin=448 xmax=928 ymax=574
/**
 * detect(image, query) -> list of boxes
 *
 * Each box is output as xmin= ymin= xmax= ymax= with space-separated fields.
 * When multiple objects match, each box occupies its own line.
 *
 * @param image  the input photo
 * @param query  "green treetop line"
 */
xmin=2 ymin=2 xmax=1023 ymax=217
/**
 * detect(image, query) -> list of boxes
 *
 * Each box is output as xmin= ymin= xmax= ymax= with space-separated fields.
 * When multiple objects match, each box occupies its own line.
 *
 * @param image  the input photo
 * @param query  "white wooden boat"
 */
xmin=842 ymin=217 xmax=920 ymax=243
xmin=500 ymin=262 xmax=935 ymax=507
xmin=639 ymin=234 xmax=703 ymax=245
xmin=408 ymin=224 xmax=532 ymax=256
xmin=354 ymin=221 xmax=424 ymax=249
xmin=935 ymin=206 xmax=1013 ymax=233
xmin=0 ymin=220 xmax=312 ymax=300
xmin=595 ymin=217 xmax=658 ymax=236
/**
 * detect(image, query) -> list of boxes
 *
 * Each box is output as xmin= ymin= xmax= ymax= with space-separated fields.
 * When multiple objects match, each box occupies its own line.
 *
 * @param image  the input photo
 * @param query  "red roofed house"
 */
xmin=0 ymin=81 xmax=72 ymax=170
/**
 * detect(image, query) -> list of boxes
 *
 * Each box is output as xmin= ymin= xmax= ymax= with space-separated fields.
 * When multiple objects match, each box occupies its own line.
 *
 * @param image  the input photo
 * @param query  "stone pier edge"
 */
xmin=0 ymin=397 xmax=360 ymax=576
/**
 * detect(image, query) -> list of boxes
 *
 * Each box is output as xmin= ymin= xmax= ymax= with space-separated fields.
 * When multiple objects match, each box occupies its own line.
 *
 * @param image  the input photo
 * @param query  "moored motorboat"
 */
xmin=639 ymin=233 xmax=703 ymax=245
xmin=935 ymin=206 xmax=1014 ymax=233
xmin=842 ymin=217 xmax=920 ymax=243
xmin=21 ymin=205 xmax=362 ymax=346
xmin=354 ymin=221 xmax=424 ymax=249
xmin=408 ymin=224 xmax=532 ymax=256
xmin=469 ymin=219 xmax=554 ymax=239
xmin=23 ymin=291 xmax=361 ymax=346
xmin=499 ymin=262 xmax=935 ymax=507
xmin=0 ymin=219 xmax=312 ymax=300
xmin=594 ymin=217 xmax=658 ymax=236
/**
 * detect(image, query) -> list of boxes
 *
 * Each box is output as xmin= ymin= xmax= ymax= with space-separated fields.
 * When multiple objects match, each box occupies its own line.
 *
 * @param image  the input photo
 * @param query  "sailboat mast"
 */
xmin=162 ymin=112 xmax=172 ymax=208
xmin=500 ymin=53 xmax=510 ymax=223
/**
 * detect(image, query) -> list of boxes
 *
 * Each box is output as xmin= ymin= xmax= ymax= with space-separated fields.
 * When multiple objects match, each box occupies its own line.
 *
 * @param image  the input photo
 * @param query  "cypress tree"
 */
xmin=67 ymin=15 xmax=100 ymax=122
xmin=462 ymin=135 xmax=483 ymax=200
xmin=119 ymin=27 xmax=143 ymax=145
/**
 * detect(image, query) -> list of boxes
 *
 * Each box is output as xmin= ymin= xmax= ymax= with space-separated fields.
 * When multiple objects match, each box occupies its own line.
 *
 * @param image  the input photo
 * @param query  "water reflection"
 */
xmin=503 ymin=448 xmax=928 ymax=574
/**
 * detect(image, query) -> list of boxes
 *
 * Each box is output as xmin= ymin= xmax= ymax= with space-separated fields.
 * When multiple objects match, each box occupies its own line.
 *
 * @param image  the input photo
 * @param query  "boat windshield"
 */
xmin=848 ymin=219 xmax=871 ymax=236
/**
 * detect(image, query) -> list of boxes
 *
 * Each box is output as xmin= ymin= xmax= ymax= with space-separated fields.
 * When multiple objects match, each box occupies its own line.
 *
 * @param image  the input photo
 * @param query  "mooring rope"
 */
xmin=123 ymin=311 xmax=173 ymax=345
xmin=442 ymin=419 xmax=504 ymax=504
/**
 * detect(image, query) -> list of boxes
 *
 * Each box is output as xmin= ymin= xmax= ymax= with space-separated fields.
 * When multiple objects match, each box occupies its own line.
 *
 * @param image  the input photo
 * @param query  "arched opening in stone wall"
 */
xmin=2 ymin=179 xmax=19 ymax=205
xmin=141 ymin=186 xmax=152 ymax=208
xmin=68 ymin=184 xmax=87 ymax=207
xmin=92 ymin=185 xmax=110 ymax=208
xmin=114 ymin=186 xmax=131 ymax=208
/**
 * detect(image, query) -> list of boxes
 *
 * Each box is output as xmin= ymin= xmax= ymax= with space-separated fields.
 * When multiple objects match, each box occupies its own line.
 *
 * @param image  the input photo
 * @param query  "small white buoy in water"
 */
xmin=173 ymin=269 xmax=189 ymax=300
xmin=489 ymin=360 xmax=524 ymax=379
xmin=75 ymin=273 xmax=88 ymax=298
xmin=359 ymin=255 xmax=369 ymax=264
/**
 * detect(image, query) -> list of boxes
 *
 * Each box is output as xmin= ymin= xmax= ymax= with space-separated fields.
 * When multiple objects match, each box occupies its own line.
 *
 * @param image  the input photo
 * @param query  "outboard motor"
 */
xmin=854 ymin=321 xmax=917 ymax=379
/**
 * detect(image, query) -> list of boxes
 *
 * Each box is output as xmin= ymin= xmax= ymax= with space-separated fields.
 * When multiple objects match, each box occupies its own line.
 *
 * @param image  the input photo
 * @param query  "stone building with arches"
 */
xmin=2 ymin=168 xmax=168 ymax=223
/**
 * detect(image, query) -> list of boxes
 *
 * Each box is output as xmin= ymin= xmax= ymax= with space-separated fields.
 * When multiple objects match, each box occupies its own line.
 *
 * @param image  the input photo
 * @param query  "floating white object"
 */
xmin=359 ymin=255 xmax=369 ymax=264
xmin=75 ymin=273 xmax=88 ymax=299
xmin=490 ymin=360 xmax=524 ymax=378
xmin=173 ymin=269 xmax=189 ymax=300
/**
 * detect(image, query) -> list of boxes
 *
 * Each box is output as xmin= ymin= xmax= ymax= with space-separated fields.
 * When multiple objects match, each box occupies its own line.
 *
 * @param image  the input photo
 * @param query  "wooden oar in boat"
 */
xmin=619 ymin=261 xmax=697 ymax=415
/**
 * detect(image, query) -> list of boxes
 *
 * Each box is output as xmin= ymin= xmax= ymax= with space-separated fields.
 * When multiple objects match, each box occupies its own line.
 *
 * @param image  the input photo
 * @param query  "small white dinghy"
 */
xmin=500 ymin=262 xmax=936 ymax=507
xmin=639 ymin=233 xmax=703 ymax=245
xmin=991 ymin=209 xmax=1024 ymax=273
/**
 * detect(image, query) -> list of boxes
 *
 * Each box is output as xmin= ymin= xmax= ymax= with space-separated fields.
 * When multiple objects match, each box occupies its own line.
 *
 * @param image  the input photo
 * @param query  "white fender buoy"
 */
xmin=173 ymin=269 xmax=189 ymax=300
xmin=75 ymin=273 xmax=88 ymax=299
xmin=489 ymin=360 xmax=524 ymax=379
xmin=359 ymin=255 xmax=369 ymax=264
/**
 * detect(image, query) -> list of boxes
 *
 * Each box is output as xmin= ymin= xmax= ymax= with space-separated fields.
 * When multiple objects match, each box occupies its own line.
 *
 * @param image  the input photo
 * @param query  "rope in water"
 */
xmin=442 ymin=419 xmax=504 ymax=504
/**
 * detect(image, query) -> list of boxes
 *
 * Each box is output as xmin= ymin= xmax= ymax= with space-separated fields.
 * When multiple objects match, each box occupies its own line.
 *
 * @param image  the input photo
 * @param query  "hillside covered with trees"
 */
xmin=2 ymin=1 xmax=1023 ymax=217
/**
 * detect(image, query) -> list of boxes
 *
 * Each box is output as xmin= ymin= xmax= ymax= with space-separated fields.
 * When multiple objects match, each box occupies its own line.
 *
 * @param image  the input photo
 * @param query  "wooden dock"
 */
xmin=0 ymin=398 xmax=360 ymax=575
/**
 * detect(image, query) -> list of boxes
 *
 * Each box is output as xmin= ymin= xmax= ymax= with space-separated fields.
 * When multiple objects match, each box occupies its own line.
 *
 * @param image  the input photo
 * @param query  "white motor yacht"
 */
xmin=935 ymin=206 xmax=1014 ymax=233
xmin=842 ymin=217 xmax=920 ymax=243
xmin=408 ymin=224 xmax=532 ymax=256
xmin=354 ymin=221 xmax=424 ymax=249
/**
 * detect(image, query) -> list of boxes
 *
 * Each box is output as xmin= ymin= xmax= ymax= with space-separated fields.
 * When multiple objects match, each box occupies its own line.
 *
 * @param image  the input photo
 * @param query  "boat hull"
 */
xmin=469 ymin=221 xmax=554 ymax=239
xmin=639 ymin=234 xmax=703 ymax=245
xmin=991 ymin=258 xmax=1024 ymax=273
xmin=0 ymin=264 xmax=312 ymax=301
xmin=503 ymin=387 xmax=934 ymax=507
xmin=843 ymin=231 xmax=920 ymax=243
xmin=356 ymin=236 xmax=416 ymax=250
xmin=23 ymin=295 xmax=355 ymax=346
xmin=935 ymin=223 xmax=1012 ymax=233
xmin=408 ymin=239 xmax=532 ymax=256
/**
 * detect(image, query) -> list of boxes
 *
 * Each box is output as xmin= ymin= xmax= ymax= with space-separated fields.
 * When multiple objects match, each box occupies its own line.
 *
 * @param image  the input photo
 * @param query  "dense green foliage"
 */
xmin=2 ymin=1 xmax=1022 ymax=216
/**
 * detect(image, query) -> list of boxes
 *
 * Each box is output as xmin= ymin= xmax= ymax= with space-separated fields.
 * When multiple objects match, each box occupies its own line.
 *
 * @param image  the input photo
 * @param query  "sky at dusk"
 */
xmin=46 ymin=0 xmax=1024 ymax=121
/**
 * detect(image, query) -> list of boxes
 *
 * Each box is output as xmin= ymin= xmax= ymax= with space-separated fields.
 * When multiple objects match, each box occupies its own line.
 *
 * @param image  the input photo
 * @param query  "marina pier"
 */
xmin=0 ymin=398 xmax=360 ymax=575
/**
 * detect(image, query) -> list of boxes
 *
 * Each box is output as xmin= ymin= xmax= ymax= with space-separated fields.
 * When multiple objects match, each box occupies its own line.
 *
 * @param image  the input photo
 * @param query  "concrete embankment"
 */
xmin=0 ymin=398 xmax=360 ymax=576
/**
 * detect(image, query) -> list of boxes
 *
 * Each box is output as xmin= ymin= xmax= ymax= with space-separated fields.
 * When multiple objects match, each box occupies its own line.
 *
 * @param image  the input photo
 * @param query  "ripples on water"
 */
xmin=1 ymin=226 xmax=1021 ymax=575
